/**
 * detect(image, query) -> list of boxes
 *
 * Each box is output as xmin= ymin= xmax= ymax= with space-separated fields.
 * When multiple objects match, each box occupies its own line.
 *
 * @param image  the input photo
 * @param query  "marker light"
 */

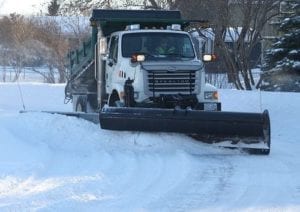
xmin=126 ymin=24 xmax=140 ymax=30
xmin=171 ymin=24 xmax=181 ymax=31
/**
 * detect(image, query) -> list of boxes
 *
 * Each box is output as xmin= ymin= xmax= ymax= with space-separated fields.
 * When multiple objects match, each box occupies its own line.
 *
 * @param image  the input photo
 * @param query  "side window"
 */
xmin=109 ymin=36 xmax=118 ymax=63
xmin=182 ymin=37 xmax=194 ymax=57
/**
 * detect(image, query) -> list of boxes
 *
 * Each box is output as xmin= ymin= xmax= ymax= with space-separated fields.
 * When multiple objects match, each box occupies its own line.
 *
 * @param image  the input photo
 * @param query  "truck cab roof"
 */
xmin=90 ymin=9 xmax=189 ymax=37
xmin=111 ymin=29 xmax=190 ymax=37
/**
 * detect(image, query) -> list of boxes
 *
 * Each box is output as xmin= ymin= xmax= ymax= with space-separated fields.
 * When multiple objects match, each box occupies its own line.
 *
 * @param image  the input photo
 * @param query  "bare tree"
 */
xmin=30 ymin=17 xmax=71 ymax=83
xmin=0 ymin=14 xmax=79 ymax=83
xmin=0 ymin=6 xmax=7 ymax=81
xmin=124 ymin=0 xmax=283 ymax=90
xmin=0 ymin=14 xmax=36 ymax=81
xmin=59 ymin=0 xmax=113 ymax=16
xmin=212 ymin=0 xmax=283 ymax=90
xmin=141 ymin=0 xmax=178 ymax=9
xmin=59 ymin=16 xmax=90 ymax=47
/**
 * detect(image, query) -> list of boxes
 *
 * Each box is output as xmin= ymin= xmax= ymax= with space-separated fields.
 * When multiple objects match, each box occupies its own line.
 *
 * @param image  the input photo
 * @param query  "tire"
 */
xmin=75 ymin=96 xmax=87 ymax=112
xmin=109 ymin=92 xmax=121 ymax=107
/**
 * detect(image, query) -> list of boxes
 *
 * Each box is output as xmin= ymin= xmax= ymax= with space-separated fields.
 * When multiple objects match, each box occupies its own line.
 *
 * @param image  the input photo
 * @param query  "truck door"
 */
xmin=105 ymin=35 xmax=119 ymax=92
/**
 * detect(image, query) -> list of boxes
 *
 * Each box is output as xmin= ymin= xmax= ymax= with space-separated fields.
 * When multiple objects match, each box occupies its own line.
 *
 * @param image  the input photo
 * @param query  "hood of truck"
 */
xmin=141 ymin=60 xmax=203 ymax=72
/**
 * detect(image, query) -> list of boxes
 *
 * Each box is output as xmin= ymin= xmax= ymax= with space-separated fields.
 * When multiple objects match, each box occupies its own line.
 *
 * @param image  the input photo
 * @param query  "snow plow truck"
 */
xmin=64 ymin=9 xmax=271 ymax=154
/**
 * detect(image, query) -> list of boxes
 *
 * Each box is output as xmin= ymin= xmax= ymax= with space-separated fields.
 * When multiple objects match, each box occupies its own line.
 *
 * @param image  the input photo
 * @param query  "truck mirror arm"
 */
xmin=102 ymin=54 xmax=108 ymax=61
xmin=108 ymin=58 xmax=114 ymax=67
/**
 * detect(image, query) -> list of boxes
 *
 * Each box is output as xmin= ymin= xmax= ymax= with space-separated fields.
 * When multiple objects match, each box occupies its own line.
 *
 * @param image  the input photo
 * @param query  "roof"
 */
xmin=91 ymin=9 xmax=182 ymax=21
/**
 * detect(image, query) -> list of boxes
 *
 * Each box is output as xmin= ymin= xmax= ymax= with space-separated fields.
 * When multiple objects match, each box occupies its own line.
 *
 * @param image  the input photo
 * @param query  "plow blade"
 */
xmin=100 ymin=107 xmax=271 ymax=154
xmin=20 ymin=110 xmax=100 ymax=124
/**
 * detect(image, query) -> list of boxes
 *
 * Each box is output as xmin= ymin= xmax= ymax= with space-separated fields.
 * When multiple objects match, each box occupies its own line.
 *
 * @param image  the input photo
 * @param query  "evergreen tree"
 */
xmin=261 ymin=1 xmax=300 ymax=91
xmin=47 ymin=0 xmax=60 ymax=16
xmin=265 ymin=16 xmax=300 ymax=72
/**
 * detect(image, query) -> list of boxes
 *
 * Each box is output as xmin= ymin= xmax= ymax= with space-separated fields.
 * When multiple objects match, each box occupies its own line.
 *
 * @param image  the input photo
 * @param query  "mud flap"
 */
xmin=99 ymin=107 xmax=271 ymax=154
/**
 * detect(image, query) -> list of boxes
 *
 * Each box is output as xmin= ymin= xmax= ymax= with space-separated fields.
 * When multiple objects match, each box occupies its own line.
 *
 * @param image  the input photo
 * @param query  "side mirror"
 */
xmin=99 ymin=37 xmax=107 ymax=55
xmin=108 ymin=58 xmax=114 ymax=67
xmin=102 ymin=54 xmax=108 ymax=61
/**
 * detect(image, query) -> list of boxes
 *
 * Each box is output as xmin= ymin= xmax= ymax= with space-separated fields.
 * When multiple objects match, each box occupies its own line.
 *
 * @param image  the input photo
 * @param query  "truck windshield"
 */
xmin=122 ymin=32 xmax=195 ymax=60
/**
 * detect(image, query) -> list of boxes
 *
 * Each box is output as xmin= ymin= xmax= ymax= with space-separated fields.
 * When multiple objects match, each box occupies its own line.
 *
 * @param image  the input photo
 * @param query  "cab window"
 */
xmin=108 ymin=36 xmax=118 ymax=63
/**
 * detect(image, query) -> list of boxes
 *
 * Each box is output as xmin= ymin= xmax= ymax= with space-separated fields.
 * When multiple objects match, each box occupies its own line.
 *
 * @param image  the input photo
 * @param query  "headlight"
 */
xmin=203 ymin=54 xmax=212 ymax=62
xmin=204 ymin=91 xmax=218 ymax=100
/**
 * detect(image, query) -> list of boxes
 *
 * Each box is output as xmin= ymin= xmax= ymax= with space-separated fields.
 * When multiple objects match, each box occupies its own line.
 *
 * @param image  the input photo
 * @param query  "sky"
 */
xmin=0 ymin=0 xmax=47 ymax=15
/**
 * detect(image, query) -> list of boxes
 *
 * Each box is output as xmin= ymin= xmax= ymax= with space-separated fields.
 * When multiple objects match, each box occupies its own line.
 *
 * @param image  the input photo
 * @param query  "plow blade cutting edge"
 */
xmin=100 ymin=107 xmax=271 ymax=154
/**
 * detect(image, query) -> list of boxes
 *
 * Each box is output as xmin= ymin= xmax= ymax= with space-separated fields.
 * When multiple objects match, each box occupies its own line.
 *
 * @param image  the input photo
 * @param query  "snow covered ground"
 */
xmin=0 ymin=82 xmax=300 ymax=211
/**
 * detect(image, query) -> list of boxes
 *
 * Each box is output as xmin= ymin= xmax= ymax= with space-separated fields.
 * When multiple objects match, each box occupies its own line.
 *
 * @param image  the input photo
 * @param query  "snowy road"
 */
xmin=0 ymin=83 xmax=300 ymax=211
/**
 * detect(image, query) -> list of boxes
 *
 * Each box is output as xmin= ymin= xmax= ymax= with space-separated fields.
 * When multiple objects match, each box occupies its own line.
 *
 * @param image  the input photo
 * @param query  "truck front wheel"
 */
xmin=109 ymin=92 xmax=121 ymax=107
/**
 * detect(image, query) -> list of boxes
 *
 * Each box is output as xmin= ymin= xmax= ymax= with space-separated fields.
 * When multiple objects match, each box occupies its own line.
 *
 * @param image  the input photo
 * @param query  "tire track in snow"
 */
xmin=209 ymin=152 xmax=300 ymax=211
xmin=146 ymin=154 xmax=235 ymax=211
xmin=85 ymin=150 xmax=194 ymax=210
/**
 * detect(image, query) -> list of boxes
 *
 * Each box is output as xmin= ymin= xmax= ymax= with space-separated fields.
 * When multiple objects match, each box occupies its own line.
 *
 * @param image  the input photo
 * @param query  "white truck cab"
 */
xmin=103 ymin=26 xmax=220 ymax=111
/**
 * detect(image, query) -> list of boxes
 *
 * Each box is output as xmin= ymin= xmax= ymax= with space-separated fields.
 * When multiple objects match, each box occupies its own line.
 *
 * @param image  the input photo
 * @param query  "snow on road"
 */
xmin=0 ymin=82 xmax=300 ymax=211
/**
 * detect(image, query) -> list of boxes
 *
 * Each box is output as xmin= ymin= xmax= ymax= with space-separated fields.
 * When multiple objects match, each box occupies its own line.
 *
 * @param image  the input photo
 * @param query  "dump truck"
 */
xmin=65 ymin=9 xmax=271 ymax=154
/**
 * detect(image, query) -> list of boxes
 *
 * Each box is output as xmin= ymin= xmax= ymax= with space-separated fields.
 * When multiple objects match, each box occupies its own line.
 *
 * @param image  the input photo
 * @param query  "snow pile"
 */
xmin=0 ymin=82 xmax=300 ymax=211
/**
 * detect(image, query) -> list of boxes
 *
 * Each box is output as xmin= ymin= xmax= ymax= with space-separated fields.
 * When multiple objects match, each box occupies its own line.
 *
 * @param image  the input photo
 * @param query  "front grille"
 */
xmin=147 ymin=70 xmax=196 ymax=94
